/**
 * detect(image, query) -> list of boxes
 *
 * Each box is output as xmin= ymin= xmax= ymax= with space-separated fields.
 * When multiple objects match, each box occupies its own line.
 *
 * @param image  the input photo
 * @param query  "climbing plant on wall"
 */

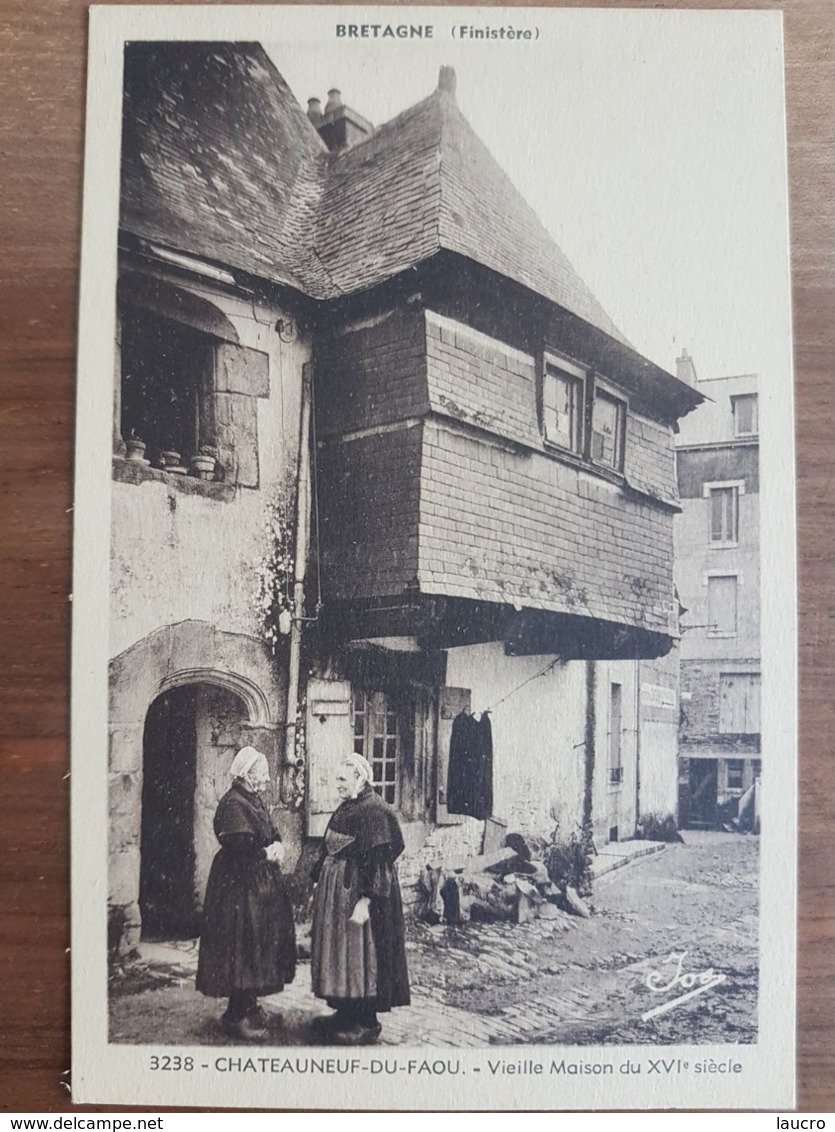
xmin=255 ymin=496 xmax=296 ymax=655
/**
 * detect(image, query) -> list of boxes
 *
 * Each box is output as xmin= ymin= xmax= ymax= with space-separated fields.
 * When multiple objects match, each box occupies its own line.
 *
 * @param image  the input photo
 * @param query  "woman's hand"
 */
xmin=349 ymin=896 xmax=370 ymax=925
xmin=265 ymin=841 xmax=284 ymax=864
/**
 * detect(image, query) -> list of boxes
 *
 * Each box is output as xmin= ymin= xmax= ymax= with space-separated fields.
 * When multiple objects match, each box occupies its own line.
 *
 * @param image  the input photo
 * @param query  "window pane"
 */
xmin=732 ymin=394 xmax=758 ymax=436
xmin=727 ymin=759 xmax=745 ymax=790
xmin=591 ymin=391 xmax=624 ymax=470
xmin=710 ymin=487 xmax=738 ymax=542
xmin=708 ymin=576 xmax=738 ymax=635
xmin=120 ymin=308 xmax=212 ymax=466
xmin=544 ymin=368 xmax=581 ymax=452
xmin=351 ymin=686 xmax=399 ymax=806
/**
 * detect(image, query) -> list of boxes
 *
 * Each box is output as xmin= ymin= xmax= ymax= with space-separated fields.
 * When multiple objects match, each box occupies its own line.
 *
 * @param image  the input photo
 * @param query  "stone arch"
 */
xmin=156 ymin=667 xmax=270 ymax=726
xmin=118 ymin=272 xmax=241 ymax=344
xmin=108 ymin=619 xmax=283 ymax=952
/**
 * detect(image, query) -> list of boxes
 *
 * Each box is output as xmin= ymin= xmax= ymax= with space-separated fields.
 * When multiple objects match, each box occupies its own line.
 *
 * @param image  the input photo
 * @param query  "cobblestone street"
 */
xmin=110 ymin=831 xmax=758 ymax=1048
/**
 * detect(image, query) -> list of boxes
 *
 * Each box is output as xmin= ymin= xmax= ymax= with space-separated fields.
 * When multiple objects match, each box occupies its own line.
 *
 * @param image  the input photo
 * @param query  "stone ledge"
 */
xmin=112 ymin=457 xmax=235 ymax=502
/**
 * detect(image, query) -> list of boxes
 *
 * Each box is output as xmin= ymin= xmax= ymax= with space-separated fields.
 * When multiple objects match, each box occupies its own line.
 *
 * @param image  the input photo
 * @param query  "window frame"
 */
xmin=703 ymin=479 xmax=745 ymax=547
xmin=118 ymin=302 xmax=219 ymax=474
xmin=705 ymin=571 xmax=740 ymax=638
xmin=589 ymin=377 xmax=628 ymax=473
xmin=351 ymin=688 xmax=402 ymax=807
xmin=731 ymin=393 xmax=758 ymax=438
xmin=538 ymin=352 xmax=629 ymax=476
xmin=726 ymin=758 xmax=745 ymax=791
xmin=541 ymin=353 xmax=586 ymax=456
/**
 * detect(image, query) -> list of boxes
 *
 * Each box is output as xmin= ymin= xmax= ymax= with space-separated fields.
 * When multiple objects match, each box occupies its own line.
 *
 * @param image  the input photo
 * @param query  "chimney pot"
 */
xmin=324 ymin=88 xmax=343 ymax=115
xmin=438 ymin=66 xmax=457 ymax=97
xmin=307 ymin=97 xmax=322 ymax=124
xmin=676 ymin=349 xmax=698 ymax=386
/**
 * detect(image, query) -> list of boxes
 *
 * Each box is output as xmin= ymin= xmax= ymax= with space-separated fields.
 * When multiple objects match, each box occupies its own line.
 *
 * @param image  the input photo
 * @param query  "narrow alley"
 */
xmin=109 ymin=831 xmax=758 ymax=1048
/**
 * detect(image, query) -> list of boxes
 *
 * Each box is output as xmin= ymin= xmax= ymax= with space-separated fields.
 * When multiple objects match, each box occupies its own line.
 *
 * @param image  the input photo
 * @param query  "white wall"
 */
xmin=444 ymin=642 xmax=587 ymax=838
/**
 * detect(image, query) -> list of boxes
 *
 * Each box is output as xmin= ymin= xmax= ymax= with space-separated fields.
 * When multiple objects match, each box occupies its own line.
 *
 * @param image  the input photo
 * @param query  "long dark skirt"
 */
xmin=310 ymin=858 xmax=410 ymax=1013
xmin=196 ymin=849 xmax=296 ymax=998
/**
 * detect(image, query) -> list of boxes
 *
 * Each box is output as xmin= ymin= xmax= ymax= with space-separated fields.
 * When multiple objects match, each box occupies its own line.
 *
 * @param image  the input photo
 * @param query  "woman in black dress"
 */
xmin=196 ymin=747 xmax=296 ymax=1039
xmin=310 ymin=754 xmax=410 ymax=1044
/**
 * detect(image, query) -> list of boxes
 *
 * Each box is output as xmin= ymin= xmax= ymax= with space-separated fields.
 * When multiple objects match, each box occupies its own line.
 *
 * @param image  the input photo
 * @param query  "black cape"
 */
xmin=196 ymin=782 xmax=296 ymax=998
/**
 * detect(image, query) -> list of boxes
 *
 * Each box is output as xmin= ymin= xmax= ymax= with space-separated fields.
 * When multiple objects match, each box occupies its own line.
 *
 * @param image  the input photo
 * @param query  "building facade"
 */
xmin=108 ymin=44 xmax=701 ymax=949
xmin=673 ymin=351 xmax=761 ymax=829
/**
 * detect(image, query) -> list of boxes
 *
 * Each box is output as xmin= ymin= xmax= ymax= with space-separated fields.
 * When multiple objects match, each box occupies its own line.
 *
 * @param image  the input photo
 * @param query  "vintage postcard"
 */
xmin=71 ymin=5 xmax=796 ymax=1109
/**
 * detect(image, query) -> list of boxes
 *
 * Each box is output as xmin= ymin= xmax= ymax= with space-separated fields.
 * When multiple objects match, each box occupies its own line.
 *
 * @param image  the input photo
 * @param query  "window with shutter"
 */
xmin=719 ymin=673 xmax=761 ymax=734
xmin=708 ymin=575 xmax=738 ymax=636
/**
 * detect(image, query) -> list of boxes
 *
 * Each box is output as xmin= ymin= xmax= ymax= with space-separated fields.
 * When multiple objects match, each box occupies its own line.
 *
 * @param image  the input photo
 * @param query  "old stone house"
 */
xmin=108 ymin=43 xmax=702 ymax=948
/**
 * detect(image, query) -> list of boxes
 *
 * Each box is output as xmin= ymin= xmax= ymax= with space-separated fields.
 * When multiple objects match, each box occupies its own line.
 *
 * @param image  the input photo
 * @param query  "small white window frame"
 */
xmin=731 ymin=393 xmax=759 ymax=438
xmin=703 ymin=479 xmax=746 ymax=548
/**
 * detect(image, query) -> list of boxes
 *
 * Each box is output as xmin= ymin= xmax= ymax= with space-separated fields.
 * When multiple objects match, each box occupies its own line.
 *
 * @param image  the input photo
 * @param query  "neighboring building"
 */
xmin=108 ymin=44 xmax=702 ymax=949
xmin=673 ymin=351 xmax=760 ymax=829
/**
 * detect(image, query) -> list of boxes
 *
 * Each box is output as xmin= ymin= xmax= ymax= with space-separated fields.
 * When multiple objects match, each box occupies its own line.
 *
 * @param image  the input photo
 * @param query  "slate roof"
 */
xmin=317 ymin=90 xmax=628 ymax=345
xmin=120 ymin=43 xmax=331 ymax=295
xmin=121 ymin=43 xmax=635 ymax=350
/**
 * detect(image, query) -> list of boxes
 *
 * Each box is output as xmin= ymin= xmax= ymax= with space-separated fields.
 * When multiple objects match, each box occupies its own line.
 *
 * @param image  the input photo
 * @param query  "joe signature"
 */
xmin=641 ymin=950 xmax=726 ymax=1022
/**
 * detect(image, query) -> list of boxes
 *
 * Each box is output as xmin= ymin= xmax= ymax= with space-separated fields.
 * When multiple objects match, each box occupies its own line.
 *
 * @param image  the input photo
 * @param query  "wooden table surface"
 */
xmin=0 ymin=0 xmax=832 ymax=1113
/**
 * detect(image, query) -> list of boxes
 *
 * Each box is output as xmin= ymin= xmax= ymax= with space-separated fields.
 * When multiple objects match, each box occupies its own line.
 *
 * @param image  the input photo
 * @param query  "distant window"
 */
xmin=708 ymin=574 xmax=738 ymax=636
xmin=732 ymin=394 xmax=758 ymax=437
xmin=352 ymin=689 xmax=399 ymax=805
xmin=726 ymin=759 xmax=745 ymax=790
xmin=543 ymin=365 xmax=584 ymax=453
xmin=591 ymin=388 xmax=626 ymax=471
xmin=719 ymin=673 xmax=761 ymax=734
xmin=709 ymin=486 xmax=739 ymax=544
xmin=120 ymin=307 xmax=215 ymax=467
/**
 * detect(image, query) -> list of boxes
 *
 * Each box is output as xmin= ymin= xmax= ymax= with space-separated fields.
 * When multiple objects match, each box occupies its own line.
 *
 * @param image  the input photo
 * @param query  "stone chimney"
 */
xmin=438 ymin=66 xmax=457 ymax=97
xmin=312 ymin=88 xmax=373 ymax=151
xmin=306 ymin=97 xmax=322 ymax=126
xmin=676 ymin=348 xmax=698 ymax=386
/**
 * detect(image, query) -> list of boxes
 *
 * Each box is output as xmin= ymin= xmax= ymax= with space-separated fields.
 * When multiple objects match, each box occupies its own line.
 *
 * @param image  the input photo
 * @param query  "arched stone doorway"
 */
xmin=138 ymin=681 xmax=250 ymax=940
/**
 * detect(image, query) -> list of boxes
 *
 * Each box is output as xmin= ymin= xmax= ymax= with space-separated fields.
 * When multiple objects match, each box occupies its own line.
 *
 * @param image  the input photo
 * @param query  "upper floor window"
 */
xmin=709 ymin=485 xmax=739 ymax=544
xmin=732 ymin=393 xmax=758 ymax=437
xmin=121 ymin=307 xmax=215 ymax=469
xmin=539 ymin=353 xmax=628 ymax=474
xmin=543 ymin=362 xmax=584 ymax=453
xmin=115 ymin=277 xmax=271 ymax=490
xmin=591 ymin=387 xmax=626 ymax=472
xmin=707 ymin=573 xmax=738 ymax=636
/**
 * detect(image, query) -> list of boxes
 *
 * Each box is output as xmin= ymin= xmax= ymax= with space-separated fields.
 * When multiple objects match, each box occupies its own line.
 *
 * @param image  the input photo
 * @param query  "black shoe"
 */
xmin=221 ymin=1014 xmax=268 ymax=1041
xmin=331 ymin=1021 xmax=382 ymax=1046
xmin=247 ymin=1005 xmax=280 ymax=1028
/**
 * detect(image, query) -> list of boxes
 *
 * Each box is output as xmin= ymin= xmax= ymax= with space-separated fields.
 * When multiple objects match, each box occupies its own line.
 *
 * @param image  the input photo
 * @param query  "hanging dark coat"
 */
xmin=310 ymin=785 xmax=410 ymax=1012
xmin=196 ymin=781 xmax=296 ymax=998
xmin=446 ymin=710 xmax=494 ymax=820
